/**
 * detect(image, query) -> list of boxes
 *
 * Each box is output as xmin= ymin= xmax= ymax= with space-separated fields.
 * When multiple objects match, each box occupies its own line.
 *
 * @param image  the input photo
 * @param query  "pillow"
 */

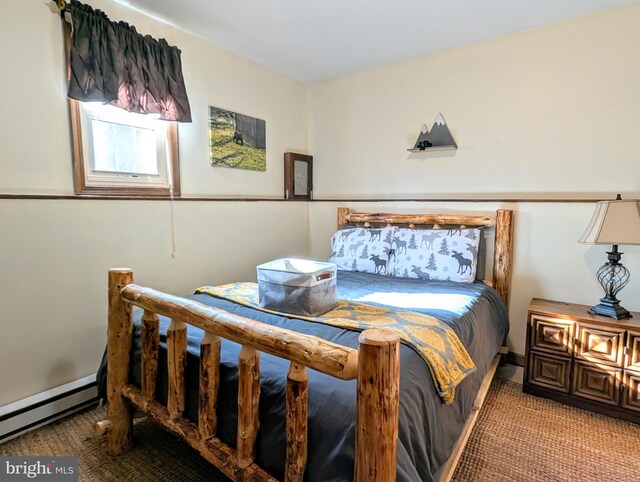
xmin=391 ymin=227 xmax=482 ymax=282
xmin=329 ymin=226 xmax=397 ymax=275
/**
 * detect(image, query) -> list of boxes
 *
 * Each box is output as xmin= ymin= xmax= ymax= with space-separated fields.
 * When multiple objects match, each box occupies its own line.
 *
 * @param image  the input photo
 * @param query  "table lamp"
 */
xmin=578 ymin=194 xmax=640 ymax=319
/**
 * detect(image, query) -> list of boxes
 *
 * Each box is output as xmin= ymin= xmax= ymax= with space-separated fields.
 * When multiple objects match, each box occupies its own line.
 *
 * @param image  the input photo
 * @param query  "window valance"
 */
xmin=63 ymin=0 xmax=192 ymax=122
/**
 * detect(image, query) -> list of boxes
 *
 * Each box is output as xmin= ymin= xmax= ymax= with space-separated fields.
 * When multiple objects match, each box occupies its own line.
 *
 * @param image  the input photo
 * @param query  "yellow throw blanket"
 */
xmin=195 ymin=282 xmax=476 ymax=404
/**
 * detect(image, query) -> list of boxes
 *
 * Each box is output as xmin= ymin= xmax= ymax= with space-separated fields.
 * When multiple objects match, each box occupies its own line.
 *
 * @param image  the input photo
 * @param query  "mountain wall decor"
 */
xmin=408 ymin=113 xmax=457 ymax=152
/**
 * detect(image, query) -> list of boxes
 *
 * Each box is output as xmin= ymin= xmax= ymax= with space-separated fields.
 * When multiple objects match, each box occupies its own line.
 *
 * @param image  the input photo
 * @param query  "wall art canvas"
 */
xmin=209 ymin=106 xmax=266 ymax=171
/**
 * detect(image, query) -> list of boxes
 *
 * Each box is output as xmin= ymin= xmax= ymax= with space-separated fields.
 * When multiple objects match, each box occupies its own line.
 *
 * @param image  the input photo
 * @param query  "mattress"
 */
xmin=98 ymin=270 xmax=509 ymax=481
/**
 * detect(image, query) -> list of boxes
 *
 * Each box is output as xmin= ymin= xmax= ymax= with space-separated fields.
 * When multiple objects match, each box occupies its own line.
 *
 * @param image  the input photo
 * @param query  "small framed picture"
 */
xmin=284 ymin=152 xmax=313 ymax=200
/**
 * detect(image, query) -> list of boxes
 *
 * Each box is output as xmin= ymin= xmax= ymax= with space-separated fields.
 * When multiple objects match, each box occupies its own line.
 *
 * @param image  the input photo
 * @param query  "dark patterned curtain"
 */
xmin=63 ymin=0 xmax=192 ymax=122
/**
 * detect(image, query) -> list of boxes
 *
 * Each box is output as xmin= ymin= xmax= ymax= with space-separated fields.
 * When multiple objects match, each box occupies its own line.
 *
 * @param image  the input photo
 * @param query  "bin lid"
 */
xmin=257 ymin=258 xmax=336 ymax=275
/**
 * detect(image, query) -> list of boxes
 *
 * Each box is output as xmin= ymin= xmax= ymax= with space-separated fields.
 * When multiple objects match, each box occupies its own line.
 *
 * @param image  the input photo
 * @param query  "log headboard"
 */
xmin=336 ymin=208 xmax=514 ymax=310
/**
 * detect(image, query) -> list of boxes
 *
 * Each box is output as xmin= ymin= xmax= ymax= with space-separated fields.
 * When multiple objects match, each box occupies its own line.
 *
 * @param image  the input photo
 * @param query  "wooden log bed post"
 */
xmin=355 ymin=328 xmax=401 ymax=482
xmin=106 ymin=268 xmax=134 ymax=455
xmin=199 ymin=332 xmax=221 ymax=439
xmin=285 ymin=362 xmax=309 ymax=481
xmin=141 ymin=310 xmax=160 ymax=400
xmin=493 ymin=209 xmax=514 ymax=311
xmin=337 ymin=207 xmax=349 ymax=230
xmin=167 ymin=319 xmax=188 ymax=419
xmin=237 ymin=346 xmax=261 ymax=469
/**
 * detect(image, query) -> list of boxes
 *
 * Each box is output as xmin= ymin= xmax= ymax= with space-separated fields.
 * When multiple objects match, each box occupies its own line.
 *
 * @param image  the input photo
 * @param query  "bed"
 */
xmin=96 ymin=208 xmax=514 ymax=482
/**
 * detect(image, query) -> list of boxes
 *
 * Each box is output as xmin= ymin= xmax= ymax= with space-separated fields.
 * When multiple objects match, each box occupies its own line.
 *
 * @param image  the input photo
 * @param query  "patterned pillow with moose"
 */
xmin=391 ymin=227 xmax=481 ymax=282
xmin=329 ymin=227 xmax=397 ymax=275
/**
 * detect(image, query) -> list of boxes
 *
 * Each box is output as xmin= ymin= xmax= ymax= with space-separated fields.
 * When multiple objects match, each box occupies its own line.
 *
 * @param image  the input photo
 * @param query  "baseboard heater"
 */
xmin=0 ymin=374 xmax=99 ymax=444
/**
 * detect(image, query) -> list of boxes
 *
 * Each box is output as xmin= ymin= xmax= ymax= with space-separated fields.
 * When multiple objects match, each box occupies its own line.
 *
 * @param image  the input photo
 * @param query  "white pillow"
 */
xmin=391 ymin=227 xmax=481 ymax=282
xmin=329 ymin=226 xmax=397 ymax=275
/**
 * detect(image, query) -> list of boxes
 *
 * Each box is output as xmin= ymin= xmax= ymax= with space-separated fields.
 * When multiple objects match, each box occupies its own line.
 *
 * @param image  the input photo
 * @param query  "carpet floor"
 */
xmin=2 ymin=378 xmax=639 ymax=481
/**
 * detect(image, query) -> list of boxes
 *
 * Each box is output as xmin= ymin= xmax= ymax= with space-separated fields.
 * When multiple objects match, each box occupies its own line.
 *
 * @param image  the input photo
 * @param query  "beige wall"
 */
xmin=0 ymin=1 xmax=308 ymax=405
xmin=306 ymin=6 xmax=640 ymax=354
xmin=0 ymin=200 xmax=308 ymax=405
xmin=306 ymin=5 xmax=640 ymax=198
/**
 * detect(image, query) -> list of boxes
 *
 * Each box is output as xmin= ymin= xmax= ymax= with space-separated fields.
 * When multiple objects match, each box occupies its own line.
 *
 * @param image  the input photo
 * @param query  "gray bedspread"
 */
xmin=98 ymin=271 xmax=508 ymax=481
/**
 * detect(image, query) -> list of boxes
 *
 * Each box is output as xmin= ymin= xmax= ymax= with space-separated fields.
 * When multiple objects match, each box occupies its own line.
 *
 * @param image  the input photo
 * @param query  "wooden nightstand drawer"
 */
xmin=530 ymin=315 xmax=574 ymax=355
xmin=575 ymin=322 xmax=624 ymax=367
xmin=622 ymin=370 xmax=640 ymax=412
xmin=527 ymin=351 xmax=571 ymax=393
xmin=626 ymin=332 xmax=640 ymax=371
xmin=572 ymin=361 xmax=621 ymax=406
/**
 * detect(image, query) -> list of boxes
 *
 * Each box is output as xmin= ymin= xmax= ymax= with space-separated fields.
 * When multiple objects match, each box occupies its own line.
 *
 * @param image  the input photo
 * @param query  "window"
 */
xmin=70 ymin=99 xmax=180 ymax=196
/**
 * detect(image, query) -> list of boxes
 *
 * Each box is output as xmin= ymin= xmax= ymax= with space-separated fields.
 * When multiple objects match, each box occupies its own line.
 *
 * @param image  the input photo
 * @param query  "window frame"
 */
xmin=69 ymin=98 xmax=181 ymax=197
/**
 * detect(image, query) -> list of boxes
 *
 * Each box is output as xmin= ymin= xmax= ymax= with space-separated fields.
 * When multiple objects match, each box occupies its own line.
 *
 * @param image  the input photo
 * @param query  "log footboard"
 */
xmin=101 ymin=268 xmax=400 ymax=482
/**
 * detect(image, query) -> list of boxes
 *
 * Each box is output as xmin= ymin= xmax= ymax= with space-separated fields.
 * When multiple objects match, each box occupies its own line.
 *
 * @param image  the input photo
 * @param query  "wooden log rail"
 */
xmin=103 ymin=268 xmax=401 ymax=482
xmin=121 ymin=284 xmax=358 ymax=380
xmin=343 ymin=212 xmax=497 ymax=228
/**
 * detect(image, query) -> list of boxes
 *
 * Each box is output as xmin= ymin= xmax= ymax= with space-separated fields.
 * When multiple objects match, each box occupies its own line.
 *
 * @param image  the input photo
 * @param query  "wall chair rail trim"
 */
xmin=0 ymin=193 xmax=613 ymax=203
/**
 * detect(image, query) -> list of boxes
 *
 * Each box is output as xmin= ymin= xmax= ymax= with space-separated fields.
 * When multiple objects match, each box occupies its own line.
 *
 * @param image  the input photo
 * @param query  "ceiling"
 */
xmin=115 ymin=0 xmax=640 ymax=82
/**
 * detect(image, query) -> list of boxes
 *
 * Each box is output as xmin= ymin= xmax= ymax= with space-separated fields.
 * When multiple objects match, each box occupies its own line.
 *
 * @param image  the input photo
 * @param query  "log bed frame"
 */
xmin=98 ymin=208 xmax=514 ymax=482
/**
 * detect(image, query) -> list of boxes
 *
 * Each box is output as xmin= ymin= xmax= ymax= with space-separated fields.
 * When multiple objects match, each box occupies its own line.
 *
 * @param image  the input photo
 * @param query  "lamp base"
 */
xmin=589 ymin=246 xmax=632 ymax=320
xmin=589 ymin=297 xmax=632 ymax=320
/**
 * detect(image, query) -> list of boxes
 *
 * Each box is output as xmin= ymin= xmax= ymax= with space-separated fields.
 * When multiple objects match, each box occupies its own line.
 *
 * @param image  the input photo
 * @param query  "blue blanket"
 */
xmin=195 ymin=281 xmax=477 ymax=404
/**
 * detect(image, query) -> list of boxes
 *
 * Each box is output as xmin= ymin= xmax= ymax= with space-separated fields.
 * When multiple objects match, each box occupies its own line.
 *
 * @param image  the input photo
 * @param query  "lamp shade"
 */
xmin=579 ymin=200 xmax=640 ymax=245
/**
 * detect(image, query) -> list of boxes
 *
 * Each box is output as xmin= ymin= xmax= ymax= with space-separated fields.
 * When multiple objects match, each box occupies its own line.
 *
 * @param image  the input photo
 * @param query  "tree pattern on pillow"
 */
xmin=392 ymin=228 xmax=481 ymax=283
xmin=329 ymin=226 xmax=481 ymax=282
xmin=329 ymin=227 xmax=397 ymax=275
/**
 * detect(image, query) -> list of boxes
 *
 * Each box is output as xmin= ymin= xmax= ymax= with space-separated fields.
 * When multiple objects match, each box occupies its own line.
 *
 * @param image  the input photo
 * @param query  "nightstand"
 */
xmin=524 ymin=298 xmax=640 ymax=424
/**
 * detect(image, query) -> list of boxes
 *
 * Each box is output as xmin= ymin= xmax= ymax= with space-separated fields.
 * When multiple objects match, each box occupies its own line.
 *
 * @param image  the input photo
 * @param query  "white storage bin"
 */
xmin=257 ymin=258 xmax=337 ymax=317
